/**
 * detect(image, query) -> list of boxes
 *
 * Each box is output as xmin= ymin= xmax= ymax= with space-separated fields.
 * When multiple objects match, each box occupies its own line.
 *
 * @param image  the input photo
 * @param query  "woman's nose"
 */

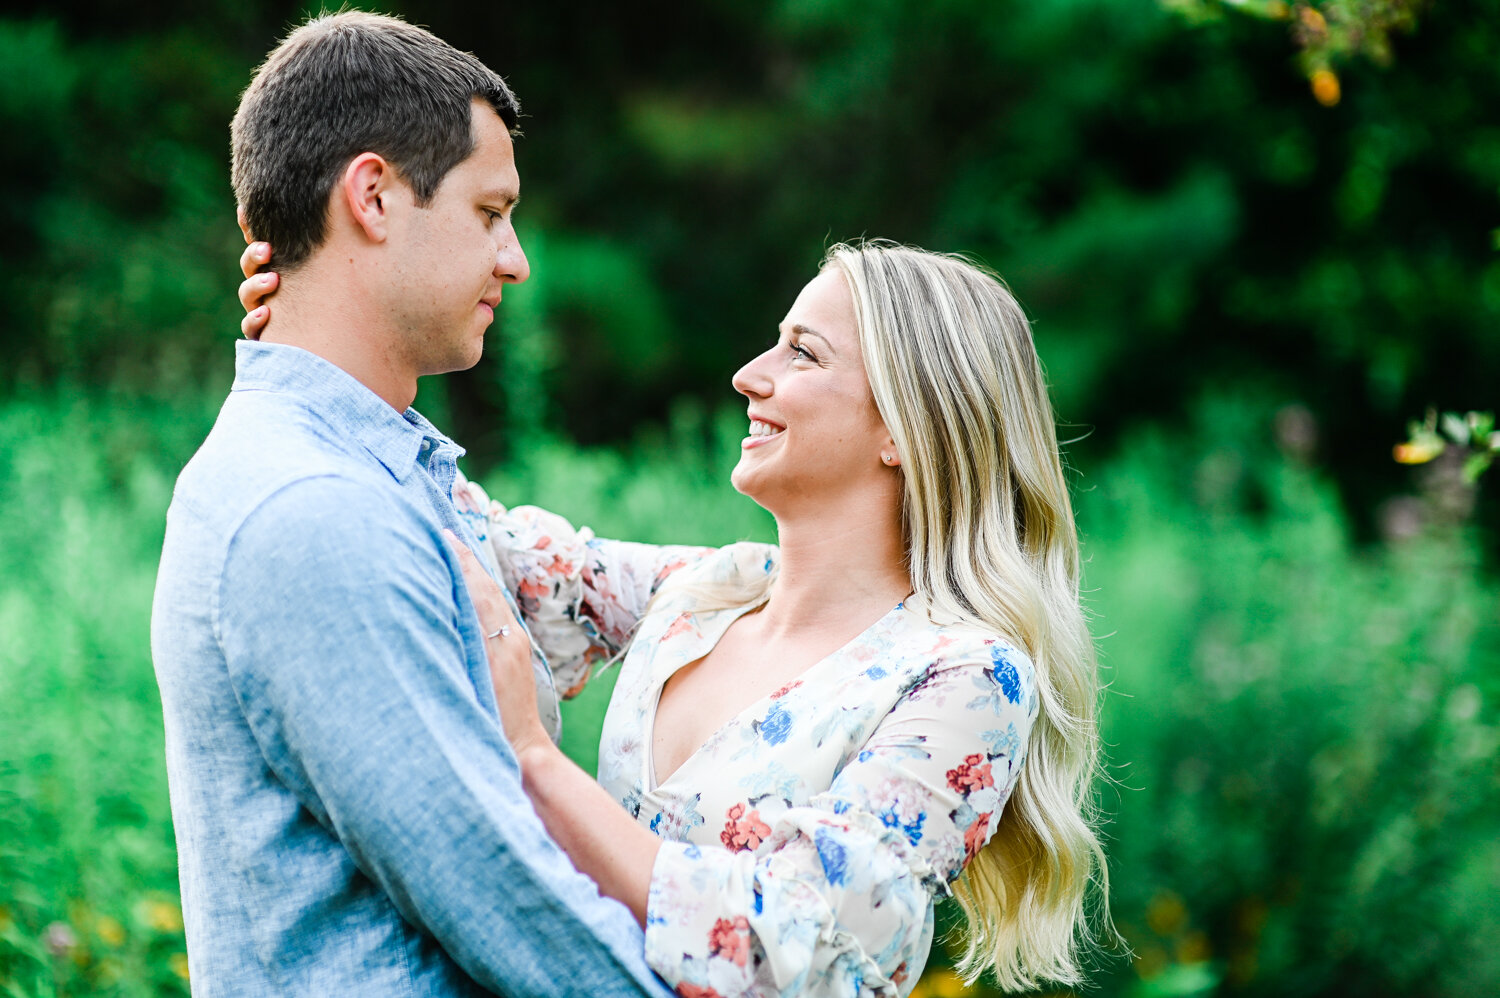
xmin=732 ymin=350 xmax=775 ymax=399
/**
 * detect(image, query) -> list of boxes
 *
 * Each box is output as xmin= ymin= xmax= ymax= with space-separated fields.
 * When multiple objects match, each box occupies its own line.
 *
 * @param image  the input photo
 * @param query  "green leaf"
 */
xmin=1461 ymin=452 xmax=1493 ymax=484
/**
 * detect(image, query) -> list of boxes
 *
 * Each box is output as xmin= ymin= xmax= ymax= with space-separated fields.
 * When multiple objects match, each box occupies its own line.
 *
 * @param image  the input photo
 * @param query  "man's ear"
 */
xmin=340 ymin=152 xmax=396 ymax=243
xmin=236 ymin=204 xmax=253 ymax=244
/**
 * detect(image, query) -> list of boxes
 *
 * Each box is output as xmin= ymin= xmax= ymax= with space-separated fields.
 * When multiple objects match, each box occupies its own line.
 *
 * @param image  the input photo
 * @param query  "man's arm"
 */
xmin=217 ymin=475 xmax=672 ymax=998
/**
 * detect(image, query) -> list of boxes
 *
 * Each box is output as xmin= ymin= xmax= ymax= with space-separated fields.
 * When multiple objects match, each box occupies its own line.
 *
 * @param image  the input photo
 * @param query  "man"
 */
xmin=151 ymin=12 xmax=673 ymax=996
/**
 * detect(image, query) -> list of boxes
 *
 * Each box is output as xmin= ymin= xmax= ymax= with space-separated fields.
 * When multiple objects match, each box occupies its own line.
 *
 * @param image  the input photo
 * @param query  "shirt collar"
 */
xmin=231 ymin=340 xmax=465 ymax=483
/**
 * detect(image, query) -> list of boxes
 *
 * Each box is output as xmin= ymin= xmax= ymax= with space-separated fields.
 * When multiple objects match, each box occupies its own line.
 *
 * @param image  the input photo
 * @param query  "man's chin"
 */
xmin=421 ymin=344 xmax=486 ymax=378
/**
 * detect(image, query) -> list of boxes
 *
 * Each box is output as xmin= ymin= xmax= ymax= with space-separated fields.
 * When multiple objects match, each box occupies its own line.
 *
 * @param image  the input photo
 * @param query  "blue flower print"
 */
xmin=649 ymin=793 xmax=706 ymax=841
xmin=980 ymin=722 xmax=1022 ymax=759
xmin=863 ymin=664 xmax=888 ymax=680
xmin=758 ymin=701 xmax=793 ymax=745
xmin=877 ymin=804 xmax=927 ymax=846
xmin=967 ymin=653 xmax=1026 ymax=716
xmin=815 ymin=828 xmax=849 ymax=886
xmin=990 ymin=645 xmax=1023 ymax=705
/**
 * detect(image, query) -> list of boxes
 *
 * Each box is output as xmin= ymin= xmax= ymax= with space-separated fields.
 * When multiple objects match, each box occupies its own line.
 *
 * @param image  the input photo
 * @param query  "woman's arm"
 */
xmin=454 ymin=474 xmax=713 ymax=699
xmin=447 ymin=535 xmax=661 ymax=922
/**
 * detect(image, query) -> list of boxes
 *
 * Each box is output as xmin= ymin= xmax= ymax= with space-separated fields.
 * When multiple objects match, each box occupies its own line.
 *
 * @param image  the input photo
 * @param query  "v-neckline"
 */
xmin=642 ymin=599 xmax=907 ymax=794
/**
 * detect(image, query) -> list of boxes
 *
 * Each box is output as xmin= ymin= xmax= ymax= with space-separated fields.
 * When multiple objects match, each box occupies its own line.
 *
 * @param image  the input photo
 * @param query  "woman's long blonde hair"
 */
xmin=825 ymin=241 xmax=1109 ymax=990
xmin=652 ymin=240 xmax=1110 ymax=990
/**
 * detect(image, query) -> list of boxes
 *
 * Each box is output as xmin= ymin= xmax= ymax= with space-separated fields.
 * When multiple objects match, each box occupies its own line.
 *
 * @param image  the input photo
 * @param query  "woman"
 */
xmin=239 ymin=240 xmax=1109 ymax=996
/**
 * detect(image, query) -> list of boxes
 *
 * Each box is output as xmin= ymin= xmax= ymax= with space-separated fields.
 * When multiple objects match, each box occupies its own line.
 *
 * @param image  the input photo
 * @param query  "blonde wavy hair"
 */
xmin=826 ymin=241 xmax=1109 ymax=989
xmin=652 ymin=240 xmax=1111 ymax=990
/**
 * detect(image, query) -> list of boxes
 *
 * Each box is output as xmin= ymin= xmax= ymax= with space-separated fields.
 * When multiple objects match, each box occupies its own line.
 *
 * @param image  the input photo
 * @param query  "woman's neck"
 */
xmin=758 ymin=493 xmax=911 ymax=640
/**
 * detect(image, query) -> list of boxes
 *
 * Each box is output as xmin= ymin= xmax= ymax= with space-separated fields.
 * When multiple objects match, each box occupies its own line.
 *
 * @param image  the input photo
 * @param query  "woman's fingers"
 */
xmin=442 ymin=530 xmax=519 ymax=634
xmin=237 ymin=240 xmax=278 ymax=340
xmin=238 ymin=271 xmax=277 ymax=313
xmin=238 ymin=272 xmax=277 ymax=339
xmin=238 ymin=241 xmax=266 ymax=280
xmin=241 ymin=306 xmax=269 ymax=341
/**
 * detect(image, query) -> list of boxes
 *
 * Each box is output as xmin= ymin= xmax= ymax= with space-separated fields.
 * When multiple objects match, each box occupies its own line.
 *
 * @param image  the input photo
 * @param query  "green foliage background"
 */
xmin=1 ymin=1 xmax=1496 ymax=995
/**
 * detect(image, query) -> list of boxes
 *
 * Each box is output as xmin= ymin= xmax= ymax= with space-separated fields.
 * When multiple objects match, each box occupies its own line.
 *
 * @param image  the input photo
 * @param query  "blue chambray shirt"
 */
xmin=151 ymin=341 xmax=673 ymax=997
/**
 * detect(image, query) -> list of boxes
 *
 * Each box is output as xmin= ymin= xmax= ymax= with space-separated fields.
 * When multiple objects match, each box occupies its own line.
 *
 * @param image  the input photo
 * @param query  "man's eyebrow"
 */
xmin=481 ymin=190 xmax=520 ymax=209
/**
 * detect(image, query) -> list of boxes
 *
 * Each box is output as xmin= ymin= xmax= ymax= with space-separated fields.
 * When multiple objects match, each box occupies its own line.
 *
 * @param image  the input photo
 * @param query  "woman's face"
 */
xmin=730 ymin=268 xmax=895 ymax=513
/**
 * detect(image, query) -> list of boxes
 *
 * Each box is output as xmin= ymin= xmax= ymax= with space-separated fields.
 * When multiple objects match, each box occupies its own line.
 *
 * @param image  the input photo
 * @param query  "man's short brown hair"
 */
xmin=231 ymin=11 xmax=519 ymax=269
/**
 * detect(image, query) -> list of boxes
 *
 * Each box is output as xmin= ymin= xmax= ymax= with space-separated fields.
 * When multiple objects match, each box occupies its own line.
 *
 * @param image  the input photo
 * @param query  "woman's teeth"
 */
xmin=748 ymin=420 xmax=784 ymax=437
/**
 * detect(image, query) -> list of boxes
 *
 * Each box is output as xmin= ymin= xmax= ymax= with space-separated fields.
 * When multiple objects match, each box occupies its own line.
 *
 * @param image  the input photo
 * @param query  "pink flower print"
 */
xmin=963 ymin=811 xmax=994 ymax=863
xmin=707 ymin=915 xmax=751 ymax=967
xmin=892 ymin=962 xmax=910 ymax=986
xmin=770 ymin=679 xmax=804 ymax=699
xmin=720 ymin=802 xmax=772 ymax=852
xmin=663 ymin=612 xmax=695 ymax=640
xmin=946 ymin=753 xmax=995 ymax=795
xmin=517 ymin=577 xmax=552 ymax=602
xmin=678 ymin=985 xmax=726 ymax=998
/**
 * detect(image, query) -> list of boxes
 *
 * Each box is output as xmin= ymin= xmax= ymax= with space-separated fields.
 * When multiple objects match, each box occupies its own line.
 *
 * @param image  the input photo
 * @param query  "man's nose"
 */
xmin=497 ymin=231 xmax=530 ymax=284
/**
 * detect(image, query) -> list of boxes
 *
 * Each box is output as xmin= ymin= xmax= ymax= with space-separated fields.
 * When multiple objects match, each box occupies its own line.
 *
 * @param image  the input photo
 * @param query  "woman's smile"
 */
xmin=743 ymin=416 xmax=785 ymax=448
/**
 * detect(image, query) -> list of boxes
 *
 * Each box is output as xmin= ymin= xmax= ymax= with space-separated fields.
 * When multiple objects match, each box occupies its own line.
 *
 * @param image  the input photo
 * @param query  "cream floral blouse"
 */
xmin=454 ymin=477 xmax=1038 ymax=998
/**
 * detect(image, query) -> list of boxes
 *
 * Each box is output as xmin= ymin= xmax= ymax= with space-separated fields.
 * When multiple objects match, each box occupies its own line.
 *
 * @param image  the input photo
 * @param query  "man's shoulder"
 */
xmin=168 ymin=389 xmax=404 ymax=546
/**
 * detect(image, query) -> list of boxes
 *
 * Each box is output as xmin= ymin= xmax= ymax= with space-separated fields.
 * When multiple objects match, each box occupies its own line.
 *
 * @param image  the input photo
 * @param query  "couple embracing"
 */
xmin=151 ymin=11 xmax=1108 ymax=997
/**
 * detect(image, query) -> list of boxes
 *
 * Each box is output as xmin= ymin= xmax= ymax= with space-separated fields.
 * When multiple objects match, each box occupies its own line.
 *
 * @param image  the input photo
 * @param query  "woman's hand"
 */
xmin=238 ymin=240 xmax=278 ymax=340
xmin=442 ymin=530 xmax=552 ymax=758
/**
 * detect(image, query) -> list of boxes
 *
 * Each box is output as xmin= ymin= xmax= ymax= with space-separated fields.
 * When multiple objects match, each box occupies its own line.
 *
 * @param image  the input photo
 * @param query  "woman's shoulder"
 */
xmin=886 ymin=606 xmax=1037 ymax=698
xmin=660 ymin=539 xmax=778 ymax=589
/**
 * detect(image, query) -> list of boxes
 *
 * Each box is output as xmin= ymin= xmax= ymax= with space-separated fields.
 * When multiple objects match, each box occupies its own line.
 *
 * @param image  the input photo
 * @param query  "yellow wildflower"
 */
xmin=95 ymin=916 xmax=126 ymax=947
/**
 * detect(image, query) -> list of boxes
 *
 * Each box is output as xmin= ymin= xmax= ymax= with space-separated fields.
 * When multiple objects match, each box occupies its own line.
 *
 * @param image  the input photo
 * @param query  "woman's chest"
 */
xmin=649 ymin=624 xmax=850 ymax=793
xmin=597 ymin=620 xmax=926 ymax=845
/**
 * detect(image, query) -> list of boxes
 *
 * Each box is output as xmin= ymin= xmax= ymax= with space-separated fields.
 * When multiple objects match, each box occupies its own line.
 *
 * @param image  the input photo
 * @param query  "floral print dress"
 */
xmin=454 ymin=478 xmax=1038 ymax=998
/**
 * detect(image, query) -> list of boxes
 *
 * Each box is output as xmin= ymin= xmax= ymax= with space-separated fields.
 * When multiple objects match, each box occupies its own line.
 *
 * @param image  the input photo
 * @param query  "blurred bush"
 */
xmin=2 ymin=391 xmax=1494 ymax=996
xmin=2 ymin=0 xmax=1496 ymax=539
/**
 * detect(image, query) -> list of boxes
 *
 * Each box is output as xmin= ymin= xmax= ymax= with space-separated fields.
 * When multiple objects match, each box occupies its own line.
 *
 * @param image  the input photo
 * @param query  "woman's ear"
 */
xmin=339 ymin=152 xmax=395 ymax=243
xmin=879 ymin=435 xmax=901 ymax=468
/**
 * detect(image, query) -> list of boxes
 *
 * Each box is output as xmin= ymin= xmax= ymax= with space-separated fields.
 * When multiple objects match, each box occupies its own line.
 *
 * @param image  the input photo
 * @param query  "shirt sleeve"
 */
xmin=641 ymin=641 xmax=1039 ymax=998
xmin=217 ymin=475 xmax=673 ymax=998
xmin=454 ymin=474 xmax=714 ymax=699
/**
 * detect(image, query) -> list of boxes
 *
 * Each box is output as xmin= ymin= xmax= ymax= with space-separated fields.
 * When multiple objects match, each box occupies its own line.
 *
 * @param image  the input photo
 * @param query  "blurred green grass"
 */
xmin=1 ymin=390 xmax=1496 ymax=997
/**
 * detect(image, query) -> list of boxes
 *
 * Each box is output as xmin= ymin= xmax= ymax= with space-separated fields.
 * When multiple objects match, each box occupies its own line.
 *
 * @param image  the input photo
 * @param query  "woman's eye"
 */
xmin=789 ymin=344 xmax=815 ymax=362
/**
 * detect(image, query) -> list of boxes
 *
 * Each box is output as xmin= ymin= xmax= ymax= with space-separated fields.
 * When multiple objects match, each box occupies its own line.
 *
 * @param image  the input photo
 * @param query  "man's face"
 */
xmin=386 ymin=99 xmax=529 ymax=376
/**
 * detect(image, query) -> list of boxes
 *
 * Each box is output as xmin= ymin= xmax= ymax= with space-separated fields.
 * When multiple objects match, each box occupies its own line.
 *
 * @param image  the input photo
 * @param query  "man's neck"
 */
xmin=258 ymin=264 xmax=418 ymax=412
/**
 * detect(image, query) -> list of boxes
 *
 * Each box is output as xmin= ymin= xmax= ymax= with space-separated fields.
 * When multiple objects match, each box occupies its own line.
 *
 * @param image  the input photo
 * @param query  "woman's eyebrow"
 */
xmin=792 ymin=323 xmax=834 ymax=351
